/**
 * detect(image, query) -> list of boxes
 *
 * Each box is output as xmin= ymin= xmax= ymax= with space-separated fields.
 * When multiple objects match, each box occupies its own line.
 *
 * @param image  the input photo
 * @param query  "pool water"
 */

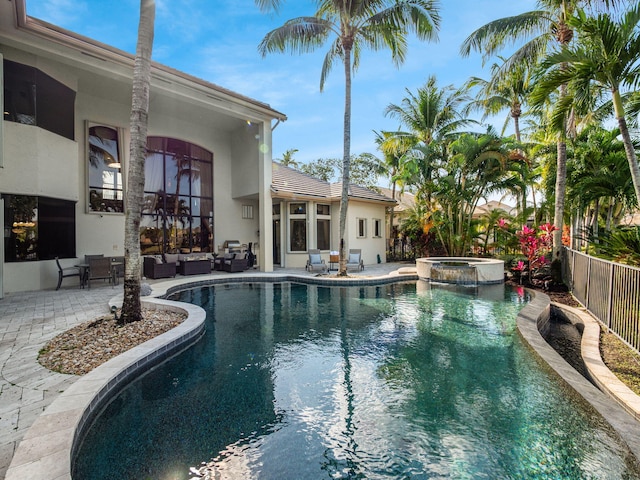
xmin=73 ymin=282 xmax=640 ymax=479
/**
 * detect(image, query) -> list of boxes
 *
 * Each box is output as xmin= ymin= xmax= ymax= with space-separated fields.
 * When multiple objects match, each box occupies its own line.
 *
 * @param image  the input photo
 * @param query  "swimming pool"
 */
xmin=73 ymin=281 xmax=640 ymax=479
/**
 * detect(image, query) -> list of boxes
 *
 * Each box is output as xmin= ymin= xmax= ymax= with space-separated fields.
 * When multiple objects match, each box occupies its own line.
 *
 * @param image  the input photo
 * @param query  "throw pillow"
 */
xmin=349 ymin=253 xmax=360 ymax=264
xmin=310 ymin=254 xmax=321 ymax=264
xmin=152 ymin=255 xmax=163 ymax=265
xmin=164 ymin=253 xmax=179 ymax=264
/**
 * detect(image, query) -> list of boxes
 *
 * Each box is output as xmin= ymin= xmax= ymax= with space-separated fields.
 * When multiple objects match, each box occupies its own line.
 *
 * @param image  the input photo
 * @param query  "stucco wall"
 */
xmin=1 ymin=45 xmax=275 ymax=292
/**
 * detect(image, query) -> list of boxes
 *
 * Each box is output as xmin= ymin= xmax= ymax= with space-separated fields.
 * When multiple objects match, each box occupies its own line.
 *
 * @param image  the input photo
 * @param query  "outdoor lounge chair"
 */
xmin=346 ymin=249 xmax=364 ymax=271
xmin=143 ymin=256 xmax=177 ymax=279
xmin=55 ymin=257 xmax=80 ymax=290
xmin=306 ymin=249 xmax=328 ymax=273
xmin=221 ymin=253 xmax=248 ymax=272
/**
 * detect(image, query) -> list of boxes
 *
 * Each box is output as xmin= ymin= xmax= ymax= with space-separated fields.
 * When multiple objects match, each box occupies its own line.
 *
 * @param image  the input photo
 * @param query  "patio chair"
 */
xmin=87 ymin=257 xmax=113 ymax=289
xmin=221 ymin=253 xmax=249 ymax=273
xmin=55 ymin=257 xmax=80 ymax=290
xmin=306 ymin=249 xmax=328 ymax=273
xmin=346 ymin=249 xmax=364 ymax=271
xmin=143 ymin=256 xmax=177 ymax=279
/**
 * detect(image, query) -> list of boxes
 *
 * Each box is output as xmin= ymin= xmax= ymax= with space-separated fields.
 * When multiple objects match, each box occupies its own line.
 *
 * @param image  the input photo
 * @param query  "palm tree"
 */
xmin=278 ymin=148 xmax=299 ymax=168
xmin=464 ymin=58 xmax=533 ymax=142
xmin=431 ymin=131 xmax=510 ymax=256
xmin=121 ymin=0 xmax=155 ymax=324
xmin=383 ymin=75 xmax=474 ymax=206
xmin=534 ymin=3 xmax=640 ymax=209
xmin=257 ymin=0 xmax=440 ymax=275
xmin=373 ymin=130 xmax=414 ymax=249
xmin=460 ymin=0 xmax=618 ymax=258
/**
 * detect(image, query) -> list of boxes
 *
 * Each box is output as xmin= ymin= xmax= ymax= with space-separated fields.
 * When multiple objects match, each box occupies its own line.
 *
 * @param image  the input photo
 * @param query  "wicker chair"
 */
xmin=143 ymin=256 xmax=177 ymax=279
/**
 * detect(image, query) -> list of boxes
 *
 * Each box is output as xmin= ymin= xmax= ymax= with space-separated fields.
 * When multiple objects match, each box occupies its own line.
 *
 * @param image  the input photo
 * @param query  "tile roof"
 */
xmin=271 ymin=162 xmax=396 ymax=205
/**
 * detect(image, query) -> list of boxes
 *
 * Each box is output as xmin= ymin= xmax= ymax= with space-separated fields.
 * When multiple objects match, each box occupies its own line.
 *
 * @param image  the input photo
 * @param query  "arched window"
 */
xmin=140 ymin=138 xmax=213 ymax=255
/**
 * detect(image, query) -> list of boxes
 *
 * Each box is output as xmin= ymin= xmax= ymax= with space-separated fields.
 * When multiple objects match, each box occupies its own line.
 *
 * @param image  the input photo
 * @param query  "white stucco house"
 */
xmin=0 ymin=1 xmax=394 ymax=295
xmin=272 ymin=163 xmax=395 ymax=269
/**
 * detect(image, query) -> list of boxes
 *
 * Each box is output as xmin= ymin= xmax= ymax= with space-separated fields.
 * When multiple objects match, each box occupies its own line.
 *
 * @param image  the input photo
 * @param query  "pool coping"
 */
xmin=517 ymin=290 xmax=640 ymax=462
xmin=6 ymin=275 xmax=640 ymax=478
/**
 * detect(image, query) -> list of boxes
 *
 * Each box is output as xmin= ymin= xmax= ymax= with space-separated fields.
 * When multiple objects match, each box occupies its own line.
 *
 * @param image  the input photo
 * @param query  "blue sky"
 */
xmin=27 ymin=0 xmax=537 ymax=186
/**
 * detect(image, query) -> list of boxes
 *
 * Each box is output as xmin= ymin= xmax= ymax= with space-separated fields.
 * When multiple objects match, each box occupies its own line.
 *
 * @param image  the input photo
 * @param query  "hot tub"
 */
xmin=416 ymin=257 xmax=504 ymax=285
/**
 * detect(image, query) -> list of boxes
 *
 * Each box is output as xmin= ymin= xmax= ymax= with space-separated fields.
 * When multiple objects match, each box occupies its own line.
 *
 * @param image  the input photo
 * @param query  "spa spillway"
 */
xmin=416 ymin=257 xmax=505 ymax=285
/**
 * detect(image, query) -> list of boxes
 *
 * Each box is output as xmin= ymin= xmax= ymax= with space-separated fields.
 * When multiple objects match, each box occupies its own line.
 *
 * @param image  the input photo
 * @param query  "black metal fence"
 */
xmin=562 ymin=247 xmax=640 ymax=354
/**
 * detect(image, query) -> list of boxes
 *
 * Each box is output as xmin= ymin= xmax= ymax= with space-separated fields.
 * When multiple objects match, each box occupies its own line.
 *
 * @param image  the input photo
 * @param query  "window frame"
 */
xmin=140 ymin=137 xmax=214 ymax=255
xmin=86 ymin=122 xmax=125 ymax=215
xmin=3 ymin=59 xmax=75 ymax=140
xmin=373 ymin=218 xmax=382 ymax=238
xmin=288 ymin=201 xmax=307 ymax=252
xmin=2 ymin=194 xmax=76 ymax=262
xmin=316 ymin=203 xmax=331 ymax=251
xmin=357 ymin=217 xmax=367 ymax=238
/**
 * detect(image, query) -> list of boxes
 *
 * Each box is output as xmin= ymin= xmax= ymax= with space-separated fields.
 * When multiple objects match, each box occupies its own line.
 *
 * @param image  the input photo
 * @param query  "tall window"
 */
xmin=289 ymin=202 xmax=307 ymax=252
xmin=357 ymin=218 xmax=367 ymax=238
xmin=88 ymin=125 xmax=123 ymax=213
xmin=316 ymin=204 xmax=331 ymax=250
xmin=3 ymin=60 xmax=75 ymax=140
xmin=3 ymin=194 xmax=76 ymax=261
xmin=373 ymin=218 xmax=382 ymax=238
xmin=141 ymin=138 xmax=213 ymax=254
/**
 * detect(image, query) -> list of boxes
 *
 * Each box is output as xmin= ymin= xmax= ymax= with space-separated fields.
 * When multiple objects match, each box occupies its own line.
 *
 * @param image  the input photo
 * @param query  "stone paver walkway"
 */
xmin=0 ymin=286 xmax=122 ymax=478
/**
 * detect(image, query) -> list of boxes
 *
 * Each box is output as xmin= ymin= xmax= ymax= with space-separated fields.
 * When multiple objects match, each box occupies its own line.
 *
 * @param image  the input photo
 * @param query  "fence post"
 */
xmin=585 ymin=256 xmax=591 ymax=310
xmin=607 ymin=262 xmax=614 ymax=331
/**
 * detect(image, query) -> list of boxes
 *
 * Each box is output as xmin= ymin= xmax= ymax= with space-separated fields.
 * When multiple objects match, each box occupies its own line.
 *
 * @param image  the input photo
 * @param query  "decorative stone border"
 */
xmin=517 ymin=290 xmax=640 ymax=461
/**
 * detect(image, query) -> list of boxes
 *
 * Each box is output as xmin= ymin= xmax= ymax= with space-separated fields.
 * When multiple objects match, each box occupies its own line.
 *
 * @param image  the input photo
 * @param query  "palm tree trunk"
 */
xmin=553 ymin=78 xmax=569 ymax=260
xmin=513 ymin=113 xmax=521 ymax=143
xmin=338 ymin=46 xmax=352 ymax=276
xmin=121 ymin=0 xmax=155 ymax=324
xmin=389 ymin=178 xmax=396 ymax=253
xmin=613 ymin=90 xmax=640 ymax=207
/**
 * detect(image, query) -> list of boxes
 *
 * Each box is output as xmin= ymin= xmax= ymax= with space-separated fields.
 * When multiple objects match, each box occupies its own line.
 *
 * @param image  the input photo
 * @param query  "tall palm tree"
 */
xmin=464 ymin=58 xmax=533 ymax=142
xmin=257 ymin=0 xmax=440 ymax=275
xmin=385 ymin=75 xmax=472 ymax=146
xmin=460 ymin=0 xmax=618 ymax=258
xmin=534 ymin=3 xmax=640 ymax=208
xmin=121 ymin=0 xmax=155 ymax=324
xmin=383 ymin=75 xmax=474 ymax=206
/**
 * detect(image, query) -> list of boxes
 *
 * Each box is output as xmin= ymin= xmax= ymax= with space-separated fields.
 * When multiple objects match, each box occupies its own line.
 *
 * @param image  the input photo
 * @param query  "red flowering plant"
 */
xmin=515 ymin=222 xmax=558 ymax=285
xmin=495 ymin=219 xmax=558 ymax=285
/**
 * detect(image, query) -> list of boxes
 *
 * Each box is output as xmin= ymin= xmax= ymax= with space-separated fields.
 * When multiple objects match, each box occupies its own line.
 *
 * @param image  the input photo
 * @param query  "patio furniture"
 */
xmin=143 ymin=256 xmax=177 ymax=279
xmin=55 ymin=257 xmax=80 ymax=290
xmin=178 ymin=258 xmax=211 ymax=276
xmin=222 ymin=253 xmax=248 ymax=272
xmin=87 ymin=257 xmax=113 ymax=289
xmin=346 ymin=249 xmax=364 ymax=271
xmin=214 ymin=253 xmax=234 ymax=271
xmin=306 ymin=249 xmax=328 ymax=273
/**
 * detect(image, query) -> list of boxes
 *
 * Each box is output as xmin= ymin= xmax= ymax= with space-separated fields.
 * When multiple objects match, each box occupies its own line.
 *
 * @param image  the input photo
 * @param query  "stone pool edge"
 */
xmin=517 ymin=289 xmax=640 ymax=462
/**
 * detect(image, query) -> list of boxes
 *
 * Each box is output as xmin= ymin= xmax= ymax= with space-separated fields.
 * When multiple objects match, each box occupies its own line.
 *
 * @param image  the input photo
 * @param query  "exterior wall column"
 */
xmin=258 ymin=120 xmax=273 ymax=272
